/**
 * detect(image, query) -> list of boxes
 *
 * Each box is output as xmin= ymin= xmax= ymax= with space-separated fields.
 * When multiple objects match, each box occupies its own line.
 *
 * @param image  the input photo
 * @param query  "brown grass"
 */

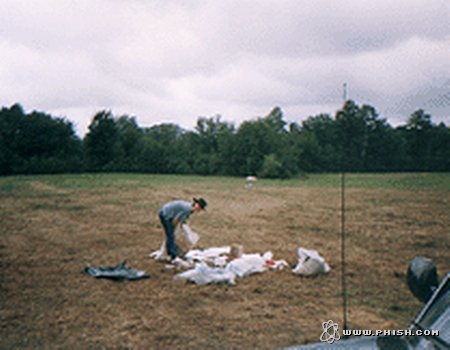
xmin=0 ymin=175 xmax=449 ymax=349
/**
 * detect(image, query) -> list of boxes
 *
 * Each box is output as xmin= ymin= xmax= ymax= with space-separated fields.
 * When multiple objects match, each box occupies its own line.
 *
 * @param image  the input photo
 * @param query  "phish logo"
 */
xmin=320 ymin=320 xmax=340 ymax=344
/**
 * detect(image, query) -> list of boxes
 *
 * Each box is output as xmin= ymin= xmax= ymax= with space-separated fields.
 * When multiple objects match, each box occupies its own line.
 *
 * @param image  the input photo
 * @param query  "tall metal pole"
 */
xmin=341 ymin=82 xmax=348 ymax=333
xmin=341 ymin=172 xmax=348 ymax=333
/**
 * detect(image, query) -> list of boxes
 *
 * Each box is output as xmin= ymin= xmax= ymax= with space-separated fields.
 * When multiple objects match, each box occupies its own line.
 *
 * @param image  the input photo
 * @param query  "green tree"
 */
xmin=0 ymin=104 xmax=83 ymax=174
xmin=144 ymin=123 xmax=189 ymax=173
xmin=84 ymin=111 xmax=123 ymax=171
xmin=402 ymin=109 xmax=434 ymax=170
xmin=115 ymin=115 xmax=144 ymax=171
xmin=427 ymin=122 xmax=450 ymax=171
xmin=258 ymin=153 xmax=287 ymax=178
xmin=334 ymin=100 xmax=403 ymax=172
xmin=231 ymin=107 xmax=296 ymax=178
xmin=190 ymin=115 xmax=236 ymax=175
xmin=292 ymin=114 xmax=340 ymax=172
xmin=139 ymin=135 xmax=166 ymax=173
xmin=363 ymin=108 xmax=403 ymax=171
xmin=0 ymin=104 xmax=25 ymax=174
xmin=335 ymin=100 xmax=369 ymax=171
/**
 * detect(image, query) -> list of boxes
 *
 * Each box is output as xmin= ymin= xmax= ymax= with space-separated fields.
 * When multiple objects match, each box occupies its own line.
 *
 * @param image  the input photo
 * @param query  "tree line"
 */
xmin=1 ymin=101 xmax=449 ymax=177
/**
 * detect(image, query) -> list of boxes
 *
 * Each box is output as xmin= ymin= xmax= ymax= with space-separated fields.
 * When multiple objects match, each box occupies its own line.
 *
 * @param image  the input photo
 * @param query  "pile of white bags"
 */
xmin=149 ymin=228 xmax=330 ymax=285
xmin=175 ymin=250 xmax=288 ymax=285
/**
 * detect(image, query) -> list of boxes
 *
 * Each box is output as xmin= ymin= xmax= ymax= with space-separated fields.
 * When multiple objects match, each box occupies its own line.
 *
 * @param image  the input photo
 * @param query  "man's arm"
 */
xmin=173 ymin=213 xmax=187 ymax=227
xmin=173 ymin=216 xmax=180 ymax=227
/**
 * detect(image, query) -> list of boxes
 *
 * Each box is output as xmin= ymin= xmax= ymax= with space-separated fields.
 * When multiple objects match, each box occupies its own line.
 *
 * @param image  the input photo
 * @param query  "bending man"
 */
xmin=159 ymin=197 xmax=207 ymax=261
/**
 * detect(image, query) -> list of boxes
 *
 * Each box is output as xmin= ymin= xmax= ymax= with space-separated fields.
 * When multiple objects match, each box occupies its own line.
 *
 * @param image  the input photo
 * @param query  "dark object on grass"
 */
xmin=407 ymin=256 xmax=439 ymax=303
xmin=84 ymin=261 xmax=149 ymax=281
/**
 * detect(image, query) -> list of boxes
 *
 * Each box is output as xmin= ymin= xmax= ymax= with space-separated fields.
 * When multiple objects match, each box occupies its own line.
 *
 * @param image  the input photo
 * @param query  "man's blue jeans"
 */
xmin=159 ymin=211 xmax=178 ymax=259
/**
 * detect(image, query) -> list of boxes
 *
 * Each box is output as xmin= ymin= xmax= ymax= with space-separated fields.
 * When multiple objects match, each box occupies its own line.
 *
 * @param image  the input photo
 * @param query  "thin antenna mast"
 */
xmin=341 ymin=82 xmax=349 ymax=333
xmin=341 ymin=172 xmax=348 ymax=332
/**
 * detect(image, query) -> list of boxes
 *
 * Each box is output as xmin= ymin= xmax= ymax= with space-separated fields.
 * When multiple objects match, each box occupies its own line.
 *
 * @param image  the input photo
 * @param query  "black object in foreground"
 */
xmin=84 ymin=261 xmax=149 ymax=281
xmin=407 ymin=256 xmax=439 ymax=303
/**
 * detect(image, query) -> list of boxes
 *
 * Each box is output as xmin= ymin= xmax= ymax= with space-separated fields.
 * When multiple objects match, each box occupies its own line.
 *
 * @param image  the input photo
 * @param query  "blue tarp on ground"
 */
xmin=84 ymin=261 xmax=149 ymax=281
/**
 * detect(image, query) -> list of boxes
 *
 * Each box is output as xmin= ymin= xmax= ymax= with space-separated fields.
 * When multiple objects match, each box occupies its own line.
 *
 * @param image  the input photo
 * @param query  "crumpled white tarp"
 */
xmin=174 ymin=262 xmax=237 ymax=285
xmin=292 ymin=247 xmax=330 ymax=276
xmin=184 ymin=246 xmax=230 ymax=267
xmin=226 ymin=254 xmax=267 ymax=277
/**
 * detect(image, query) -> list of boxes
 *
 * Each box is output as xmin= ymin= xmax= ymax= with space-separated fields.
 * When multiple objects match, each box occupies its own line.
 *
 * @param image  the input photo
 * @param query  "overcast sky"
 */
xmin=1 ymin=0 xmax=449 ymax=136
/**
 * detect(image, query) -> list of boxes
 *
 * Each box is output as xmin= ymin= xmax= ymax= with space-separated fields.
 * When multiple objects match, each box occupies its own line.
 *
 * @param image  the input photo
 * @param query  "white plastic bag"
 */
xmin=175 ymin=224 xmax=199 ymax=253
xmin=292 ymin=247 xmax=330 ymax=276
xmin=180 ymin=224 xmax=199 ymax=247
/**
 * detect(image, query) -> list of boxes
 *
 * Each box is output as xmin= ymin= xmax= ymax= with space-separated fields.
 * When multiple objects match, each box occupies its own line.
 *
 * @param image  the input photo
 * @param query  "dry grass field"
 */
xmin=1 ymin=173 xmax=449 ymax=349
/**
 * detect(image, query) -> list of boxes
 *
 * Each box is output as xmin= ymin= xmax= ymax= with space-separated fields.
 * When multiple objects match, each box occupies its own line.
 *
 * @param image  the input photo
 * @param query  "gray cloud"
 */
xmin=0 ymin=0 xmax=448 ymax=135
